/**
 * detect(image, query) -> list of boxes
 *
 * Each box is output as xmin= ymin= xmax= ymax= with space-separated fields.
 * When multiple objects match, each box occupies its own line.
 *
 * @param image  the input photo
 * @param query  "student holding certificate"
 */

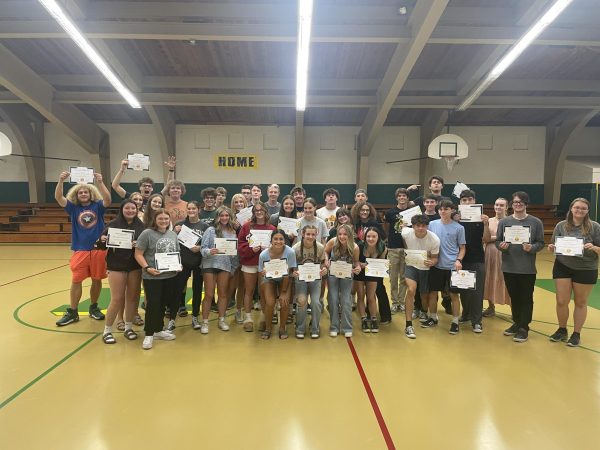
xmin=97 ymin=200 xmax=145 ymax=344
xmin=229 ymin=193 xmax=249 ymax=323
xmin=295 ymin=198 xmax=328 ymax=245
xmin=269 ymin=195 xmax=298 ymax=245
xmin=134 ymin=210 xmax=180 ymax=350
xmin=324 ymin=225 xmax=361 ymax=337
xmin=200 ymin=207 xmax=240 ymax=334
xmin=174 ymin=201 xmax=208 ymax=331
xmin=496 ymin=192 xmax=545 ymax=343
xmin=354 ymin=227 xmax=388 ymax=333
xmin=258 ymin=230 xmax=297 ymax=339
xmin=548 ymin=198 xmax=600 ymax=347
xmin=237 ymin=202 xmax=276 ymax=332
xmin=54 ymin=170 xmax=111 ymax=327
xmin=292 ymin=225 xmax=327 ymax=339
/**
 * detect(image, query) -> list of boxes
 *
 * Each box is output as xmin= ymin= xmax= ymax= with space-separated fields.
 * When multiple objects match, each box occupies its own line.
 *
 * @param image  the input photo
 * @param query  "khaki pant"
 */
xmin=387 ymin=248 xmax=407 ymax=307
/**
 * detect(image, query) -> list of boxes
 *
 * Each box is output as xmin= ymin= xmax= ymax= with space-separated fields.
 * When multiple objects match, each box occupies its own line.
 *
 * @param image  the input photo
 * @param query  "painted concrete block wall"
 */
xmin=0 ymin=123 xmax=26 ymax=181
xmin=368 ymin=127 xmax=421 ymax=184
xmin=563 ymin=161 xmax=593 ymax=183
xmin=303 ymin=127 xmax=357 ymax=183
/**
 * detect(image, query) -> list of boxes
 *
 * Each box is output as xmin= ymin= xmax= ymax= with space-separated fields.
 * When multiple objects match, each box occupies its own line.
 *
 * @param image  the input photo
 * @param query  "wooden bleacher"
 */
xmin=0 ymin=203 xmax=117 ymax=243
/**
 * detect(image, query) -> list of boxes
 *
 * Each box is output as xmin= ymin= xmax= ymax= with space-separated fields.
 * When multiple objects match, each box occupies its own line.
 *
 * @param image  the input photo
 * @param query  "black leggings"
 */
xmin=175 ymin=265 xmax=203 ymax=317
xmin=503 ymin=272 xmax=536 ymax=331
xmin=143 ymin=277 xmax=178 ymax=336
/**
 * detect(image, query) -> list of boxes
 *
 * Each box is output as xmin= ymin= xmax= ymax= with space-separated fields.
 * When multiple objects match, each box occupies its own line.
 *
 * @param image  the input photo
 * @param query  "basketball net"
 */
xmin=444 ymin=156 xmax=458 ymax=172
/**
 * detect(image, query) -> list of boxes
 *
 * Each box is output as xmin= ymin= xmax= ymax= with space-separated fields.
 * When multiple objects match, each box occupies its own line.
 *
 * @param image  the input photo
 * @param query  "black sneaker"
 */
xmin=361 ymin=317 xmax=371 ymax=333
xmin=177 ymin=306 xmax=188 ymax=317
xmin=567 ymin=332 xmax=580 ymax=347
xmin=370 ymin=318 xmax=379 ymax=333
xmin=420 ymin=317 xmax=438 ymax=328
xmin=513 ymin=328 xmax=528 ymax=343
xmin=503 ymin=323 xmax=519 ymax=336
xmin=549 ymin=328 xmax=568 ymax=342
xmin=89 ymin=304 xmax=105 ymax=320
xmin=441 ymin=296 xmax=452 ymax=315
xmin=56 ymin=308 xmax=79 ymax=326
xmin=449 ymin=322 xmax=459 ymax=335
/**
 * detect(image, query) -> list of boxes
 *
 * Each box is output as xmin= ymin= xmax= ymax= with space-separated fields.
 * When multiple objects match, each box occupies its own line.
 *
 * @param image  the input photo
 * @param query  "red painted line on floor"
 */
xmin=0 ymin=264 xmax=69 ymax=287
xmin=346 ymin=337 xmax=396 ymax=450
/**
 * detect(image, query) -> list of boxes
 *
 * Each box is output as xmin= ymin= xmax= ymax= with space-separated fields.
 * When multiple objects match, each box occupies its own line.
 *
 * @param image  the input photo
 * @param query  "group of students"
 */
xmin=53 ymin=159 xmax=600 ymax=349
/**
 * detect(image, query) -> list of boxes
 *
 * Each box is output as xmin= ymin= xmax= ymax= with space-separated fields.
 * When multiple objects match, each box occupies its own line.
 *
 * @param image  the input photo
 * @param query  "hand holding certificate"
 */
xmin=236 ymin=207 xmax=253 ymax=226
xmin=458 ymin=204 xmax=483 ymax=222
xmin=127 ymin=153 xmax=150 ymax=171
xmin=264 ymin=258 xmax=289 ymax=279
xmin=404 ymin=249 xmax=428 ymax=269
xmin=329 ymin=261 xmax=353 ymax=279
xmin=397 ymin=205 xmax=422 ymax=227
xmin=298 ymin=263 xmax=321 ymax=281
xmin=106 ymin=227 xmax=135 ymax=249
xmin=450 ymin=270 xmax=476 ymax=289
xmin=503 ymin=225 xmax=531 ymax=244
xmin=248 ymin=229 xmax=272 ymax=248
xmin=214 ymin=238 xmax=238 ymax=255
xmin=278 ymin=217 xmax=299 ymax=235
xmin=177 ymin=225 xmax=201 ymax=249
xmin=555 ymin=236 xmax=584 ymax=256
xmin=69 ymin=167 xmax=94 ymax=184
xmin=155 ymin=252 xmax=182 ymax=273
xmin=453 ymin=181 xmax=470 ymax=198
xmin=365 ymin=258 xmax=390 ymax=278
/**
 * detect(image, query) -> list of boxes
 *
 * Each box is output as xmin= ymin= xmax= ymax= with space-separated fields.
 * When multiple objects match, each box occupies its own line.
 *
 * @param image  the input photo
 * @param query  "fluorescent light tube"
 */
xmin=296 ymin=0 xmax=313 ymax=111
xmin=38 ymin=0 xmax=142 ymax=109
xmin=457 ymin=0 xmax=573 ymax=111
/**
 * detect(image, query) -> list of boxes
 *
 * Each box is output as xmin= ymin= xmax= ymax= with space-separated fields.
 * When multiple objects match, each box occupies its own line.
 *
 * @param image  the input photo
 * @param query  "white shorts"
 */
xmin=241 ymin=265 xmax=259 ymax=274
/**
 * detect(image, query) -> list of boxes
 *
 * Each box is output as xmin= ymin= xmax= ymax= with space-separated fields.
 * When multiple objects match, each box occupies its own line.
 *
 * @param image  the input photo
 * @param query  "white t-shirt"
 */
xmin=401 ymin=228 xmax=440 ymax=270
xmin=316 ymin=206 xmax=339 ymax=231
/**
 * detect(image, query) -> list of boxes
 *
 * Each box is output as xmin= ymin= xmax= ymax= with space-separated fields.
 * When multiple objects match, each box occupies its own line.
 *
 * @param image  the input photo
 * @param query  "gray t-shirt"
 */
xmin=265 ymin=202 xmax=281 ymax=216
xmin=496 ymin=215 xmax=544 ymax=274
xmin=295 ymin=216 xmax=328 ymax=245
xmin=552 ymin=220 xmax=600 ymax=271
xmin=136 ymin=229 xmax=180 ymax=280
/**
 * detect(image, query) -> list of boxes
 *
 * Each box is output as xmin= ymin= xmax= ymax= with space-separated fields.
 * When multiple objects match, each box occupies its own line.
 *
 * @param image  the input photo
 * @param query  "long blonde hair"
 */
xmin=333 ymin=224 xmax=356 ymax=260
xmin=65 ymin=184 xmax=102 ymax=205
xmin=565 ymin=197 xmax=593 ymax=235
xmin=214 ymin=206 xmax=235 ymax=237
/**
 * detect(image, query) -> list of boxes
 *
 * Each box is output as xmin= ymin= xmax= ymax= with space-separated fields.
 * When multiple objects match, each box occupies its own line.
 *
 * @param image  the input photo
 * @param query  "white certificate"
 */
xmin=106 ymin=227 xmax=135 ymax=249
xmin=214 ymin=238 xmax=238 ymax=255
xmin=298 ymin=263 xmax=321 ymax=281
xmin=329 ymin=261 xmax=353 ymax=279
xmin=397 ymin=205 xmax=422 ymax=227
xmin=450 ymin=270 xmax=476 ymax=290
xmin=404 ymin=249 xmax=428 ymax=270
xmin=236 ymin=207 xmax=253 ymax=226
xmin=365 ymin=258 xmax=390 ymax=278
xmin=504 ymin=225 xmax=531 ymax=244
xmin=278 ymin=216 xmax=300 ymax=235
xmin=127 ymin=153 xmax=150 ymax=171
xmin=155 ymin=252 xmax=182 ymax=273
xmin=555 ymin=236 xmax=584 ymax=256
xmin=458 ymin=204 xmax=483 ymax=222
xmin=69 ymin=166 xmax=94 ymax=184
xmin=264 ymin=258 xmax=289 ymax=279
xmin=177 ymin=224 xmax=201 ymax=249
xmin=452 ymin=181 xmax=470 ymax=198
xmin=248 ymin=229 xmax=272 ymax=248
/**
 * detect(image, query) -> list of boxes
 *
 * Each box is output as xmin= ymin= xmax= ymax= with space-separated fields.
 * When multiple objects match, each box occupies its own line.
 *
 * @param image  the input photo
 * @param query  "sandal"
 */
xmin=116 ymin=321 xmax=125 ymax=331
xmin=124 ymin=329 xmax=138 ymax=341
xmin=133 ymin=314 xmax=144 ymax=326
xmin=260 ymin=330 xmax=271 ymax=340
xmin=278 ymin=328 xmax=288 ymax=340
xmin=102 ymin=332 xmax=116 ymax=344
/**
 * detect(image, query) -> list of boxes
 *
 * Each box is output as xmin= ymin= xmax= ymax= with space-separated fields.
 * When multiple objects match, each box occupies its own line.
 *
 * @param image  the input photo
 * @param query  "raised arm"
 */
xmin=111 ymin=159 xmax=129 ymax=199
xmin=95 ymin=173 xmax=112 ymax=207
xmin=54 ymin=171 xmax=69 ymax=207
xmin=161 ymin=156 xmax=176 ymax=195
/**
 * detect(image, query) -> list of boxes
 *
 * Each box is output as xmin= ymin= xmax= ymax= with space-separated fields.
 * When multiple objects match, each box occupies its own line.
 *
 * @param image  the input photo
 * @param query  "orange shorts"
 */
xmin=70 ymin=250 xmax=108 ymax=283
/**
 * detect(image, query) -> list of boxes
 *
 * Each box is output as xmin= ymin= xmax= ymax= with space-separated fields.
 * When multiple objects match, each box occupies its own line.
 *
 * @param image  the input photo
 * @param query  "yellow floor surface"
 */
xmin=0 ymin=246 xmax=599 ymax=450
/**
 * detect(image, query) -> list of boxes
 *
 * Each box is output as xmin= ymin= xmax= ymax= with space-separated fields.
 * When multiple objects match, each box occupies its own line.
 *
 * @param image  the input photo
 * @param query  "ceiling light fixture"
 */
xmin=37 ymin=0 xmax=142 ymax=109
xmin=296 ymin=0 xmax=314 ymax=111
xmin=457 ymin=0 xmax=574 ymax=111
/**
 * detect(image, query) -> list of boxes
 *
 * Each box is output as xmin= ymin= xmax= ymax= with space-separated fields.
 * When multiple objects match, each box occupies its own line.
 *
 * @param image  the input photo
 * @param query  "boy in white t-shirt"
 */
xmin=316 ymin=187 xmax=340 ymax=231
xmin=400 ymin=214 xmax=440 ymax=339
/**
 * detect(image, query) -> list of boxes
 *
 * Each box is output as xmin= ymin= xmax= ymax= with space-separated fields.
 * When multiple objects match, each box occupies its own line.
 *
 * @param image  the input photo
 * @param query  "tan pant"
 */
xmin=387 ymin=248 xmax=407 ymax=306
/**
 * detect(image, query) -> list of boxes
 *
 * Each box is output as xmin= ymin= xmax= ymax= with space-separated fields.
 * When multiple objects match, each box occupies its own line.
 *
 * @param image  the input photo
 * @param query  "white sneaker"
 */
xmin=200 ymin=322 xmax=209 ymax=334
xmin=218 ymin=318 xmax=230 ymax=331
xmin=142 ymin=336 xmax=153 ymax=349
xmin=166 ymin=319 xmax=176 ymax=332
xmin=253 ymin=301 xmax=260 ymax=310
xmin=344 ymin=331 xmax=353 ymax=338
xmin=329 ymin=330 xmax=338 ymax=337
xmin=154 ymin=331 xmax=176 ymax=340
xmin=235 ymin=310 xmax=243 ymax=324
xmin=405 ymin=325 xmax=416 ymax=339
xmin=191 ymin=316 xmax=201 ymax=330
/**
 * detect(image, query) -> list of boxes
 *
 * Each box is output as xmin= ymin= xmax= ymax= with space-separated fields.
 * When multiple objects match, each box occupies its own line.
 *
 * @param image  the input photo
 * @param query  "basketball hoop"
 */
xmin=443 ymin=156 xmax=458 ymax=172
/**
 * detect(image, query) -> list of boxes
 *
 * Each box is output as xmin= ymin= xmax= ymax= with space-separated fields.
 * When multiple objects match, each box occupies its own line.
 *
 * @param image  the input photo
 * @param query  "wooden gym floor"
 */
xmin=0 ymin=245 xmax=598 ymax=450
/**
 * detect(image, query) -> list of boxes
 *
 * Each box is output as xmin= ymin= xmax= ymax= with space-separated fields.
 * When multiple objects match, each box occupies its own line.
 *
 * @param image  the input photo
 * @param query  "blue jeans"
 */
xmin=295 ymin=278 xmax=322 ymax=334
xmin=327 ymin=275 xmax=353 ymax=333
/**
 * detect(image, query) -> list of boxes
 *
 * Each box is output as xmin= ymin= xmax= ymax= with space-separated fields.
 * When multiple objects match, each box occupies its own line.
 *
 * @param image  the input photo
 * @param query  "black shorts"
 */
xmin=428 ymin=266 xmax=461 ymax=293
xmin=202 ymin=267 xmax=225 ymax=274
xmin=552 ymin=260 xmax=598 ymax=285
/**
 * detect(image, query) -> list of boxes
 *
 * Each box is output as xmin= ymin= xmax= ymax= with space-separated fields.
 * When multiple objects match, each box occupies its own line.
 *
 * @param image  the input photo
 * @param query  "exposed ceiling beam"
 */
xmin=1 ymin=20 xmax=600 ymax=45
xmin=358 ymin=0 xmax=449 ymax=157
xmin=0 ymin=43 xmax=104 ymax=154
